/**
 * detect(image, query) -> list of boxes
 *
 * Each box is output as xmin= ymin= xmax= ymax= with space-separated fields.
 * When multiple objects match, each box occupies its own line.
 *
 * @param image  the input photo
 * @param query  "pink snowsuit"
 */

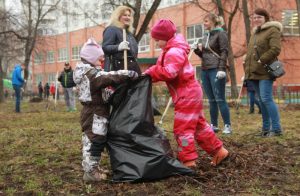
xmin=144 ymin=34 xmax=223 ymax=163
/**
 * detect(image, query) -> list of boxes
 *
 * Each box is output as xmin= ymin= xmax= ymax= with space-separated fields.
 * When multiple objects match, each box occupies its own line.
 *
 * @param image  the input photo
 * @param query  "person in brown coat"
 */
xmin=73 ymin=38 xmax=138 ymax=182
xmin=243 ymin=8 xmax=282 ymax=137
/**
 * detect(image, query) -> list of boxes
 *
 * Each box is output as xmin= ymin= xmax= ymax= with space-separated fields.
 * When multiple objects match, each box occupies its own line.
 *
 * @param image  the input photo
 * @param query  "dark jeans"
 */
xmin=248 ymin=80 xmax=281 ymax=132
xmin=248 ymin=90 xmax=261 ymax=111
xmin=13 ymin=85 xmax=21 ymax=112
xmin=201 ymin=68 xmax=231 ymax=126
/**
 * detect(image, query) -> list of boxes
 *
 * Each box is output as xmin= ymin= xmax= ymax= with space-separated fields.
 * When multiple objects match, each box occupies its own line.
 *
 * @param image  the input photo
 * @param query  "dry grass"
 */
xmin=0 ymin=99 xmax=299 ymax=195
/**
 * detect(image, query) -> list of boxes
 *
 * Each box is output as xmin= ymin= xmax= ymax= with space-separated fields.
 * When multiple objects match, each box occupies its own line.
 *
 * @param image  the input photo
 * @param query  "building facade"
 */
xmin=31 ymin=0 xmax=300 ymax=93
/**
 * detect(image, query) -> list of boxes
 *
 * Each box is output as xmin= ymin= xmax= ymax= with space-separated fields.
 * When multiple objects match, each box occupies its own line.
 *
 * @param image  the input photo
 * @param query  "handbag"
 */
xmin=263 ymin=60 xmax=285 ymax=79
xmin=254 ymin=35 xmax=285 ymax=79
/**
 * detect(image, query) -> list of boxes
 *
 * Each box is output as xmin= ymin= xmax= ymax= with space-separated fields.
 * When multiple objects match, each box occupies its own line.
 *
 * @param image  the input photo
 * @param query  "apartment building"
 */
xmin=31 ymin=0 xmax=300 ymax=93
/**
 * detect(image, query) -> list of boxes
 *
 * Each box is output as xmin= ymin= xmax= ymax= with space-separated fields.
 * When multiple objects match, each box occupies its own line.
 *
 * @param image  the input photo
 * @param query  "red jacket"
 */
xmin=50 ymin=84 xmax=55 ymax=95
xmin=145 ymin=34 xmax=201 ymax=104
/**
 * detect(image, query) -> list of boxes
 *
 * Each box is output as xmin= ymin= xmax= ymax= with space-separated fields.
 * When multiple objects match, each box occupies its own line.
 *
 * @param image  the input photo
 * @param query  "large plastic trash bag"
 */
xmin=107 ymin=76 xmax=193 ymax=182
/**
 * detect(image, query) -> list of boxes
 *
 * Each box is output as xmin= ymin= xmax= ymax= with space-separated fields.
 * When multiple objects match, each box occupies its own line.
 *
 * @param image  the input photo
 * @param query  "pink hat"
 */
xmin=80 ymin=38 xmax=104 ymax=65
xmin=151 ymin=19 xmax=176 ymax=41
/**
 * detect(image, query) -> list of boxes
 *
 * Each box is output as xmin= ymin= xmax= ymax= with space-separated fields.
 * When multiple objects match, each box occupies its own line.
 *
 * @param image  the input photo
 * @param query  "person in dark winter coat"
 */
xmin=12 ymin=64 xmax=26 ymax=112
xmin=243 ymin=8 xmax=282 ymax=137
xmin=38 ymin=81 xmax=43 ymax=99
xmin=144 ymin=19 xmax=229 ymax=168
xmin=192 ymin=13 xmax=232 ymax=134
xmin=58 ymin=62 xmax=76 ymax=111
xmin=44 ymin=82 xmax=50 ymax=99
xmin=73 ymin=38 xmax=138 ymax=182
xmin=102 ymin=5 xmax=141 ymax=75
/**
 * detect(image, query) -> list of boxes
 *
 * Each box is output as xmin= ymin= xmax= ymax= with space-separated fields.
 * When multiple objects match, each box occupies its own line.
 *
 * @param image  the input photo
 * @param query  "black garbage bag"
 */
xmin=107 ymin=76 xmax=193 ymax=182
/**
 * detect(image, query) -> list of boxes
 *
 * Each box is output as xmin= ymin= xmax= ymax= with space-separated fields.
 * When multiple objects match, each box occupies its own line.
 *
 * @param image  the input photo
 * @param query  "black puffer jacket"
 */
xmin=102 ymin=26 xmax=140 ymax=74
xmin=194 ymin=28 xmax=228 ymax=71
xmin=58 ymin=68 xmax=76 ymax=88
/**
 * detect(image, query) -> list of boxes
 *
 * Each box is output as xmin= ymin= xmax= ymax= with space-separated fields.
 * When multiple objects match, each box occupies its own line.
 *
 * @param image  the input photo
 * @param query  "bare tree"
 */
xmin=6 ymin=0 xmax=62 ymax=80
xmin=242 ymin=0 xmax=251 ymax=44
xmin=189 ymin=0 xmax=240 ymax=98
xmin=103 ymin=0 xmax=162 ymax=42
xmin=0 ymin=10 xmax=24 ymax=102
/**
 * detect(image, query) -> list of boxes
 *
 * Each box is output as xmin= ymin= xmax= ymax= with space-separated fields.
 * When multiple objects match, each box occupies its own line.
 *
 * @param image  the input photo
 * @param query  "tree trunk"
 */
xmin=215 ymin=0 xmax=239 ymax=98
xmin=242 ymin=0 xmax=251 ymax=44
xmin=135 ymin=0 xmax=162 ymax=42
xmin=0 ymin=57 xmax=4 ymax=103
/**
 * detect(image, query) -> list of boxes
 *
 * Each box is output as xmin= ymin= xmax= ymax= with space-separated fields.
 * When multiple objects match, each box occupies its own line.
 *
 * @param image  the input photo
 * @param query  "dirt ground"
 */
xmin=0 ymin=100 xmax=299 ymax=195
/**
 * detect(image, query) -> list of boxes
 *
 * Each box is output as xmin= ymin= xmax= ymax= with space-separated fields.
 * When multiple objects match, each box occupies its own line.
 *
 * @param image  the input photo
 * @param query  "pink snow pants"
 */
xmin=173 ymin=96 xmax=223 ymax=163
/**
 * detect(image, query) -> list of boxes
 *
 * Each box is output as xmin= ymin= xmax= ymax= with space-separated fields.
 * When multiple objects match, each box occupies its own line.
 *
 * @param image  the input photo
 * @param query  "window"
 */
xmin=72 ymin=46 xmax=81 ymax=60
xmin=58 ymin=48 xmax=68 ymax=62
xmin=35 ymin=74 xmax=43 ymax=85
xmin=282 ymin=10 xmax=299 ymax=36
xmin=48 ymin=73 xmax=56 ymax=83
xmin=46 ymin=51 xmax=55 ymax=63
xmin=139 ymin=33 xmax=150 ymax=52
xmin=186 ymin=24 xmax=204 ymax=45
xmin=34 ymin=52 xmax=43 ymax=64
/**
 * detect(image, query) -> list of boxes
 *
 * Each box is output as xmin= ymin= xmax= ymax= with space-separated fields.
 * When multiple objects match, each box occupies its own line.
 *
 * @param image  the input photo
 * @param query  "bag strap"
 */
xmin=205 ymin=32 xmax=228 ymax=68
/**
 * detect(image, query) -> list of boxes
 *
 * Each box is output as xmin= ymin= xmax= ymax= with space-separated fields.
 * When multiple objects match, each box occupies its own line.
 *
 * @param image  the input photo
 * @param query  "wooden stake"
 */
xmin=122 ymin=29 xmax=128 ymax=70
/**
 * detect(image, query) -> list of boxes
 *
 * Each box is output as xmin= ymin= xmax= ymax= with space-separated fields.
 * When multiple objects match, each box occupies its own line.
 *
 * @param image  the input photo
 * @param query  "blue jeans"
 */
xmin=248 ymin=90 xmax=261 ymax=111
xmin=13 ymin=85 xmax=21 ymax=112
xmin=248 ymin=80 xmax=281 ymax=132
xmin=201 ymin=69 xmax=231 ymax=126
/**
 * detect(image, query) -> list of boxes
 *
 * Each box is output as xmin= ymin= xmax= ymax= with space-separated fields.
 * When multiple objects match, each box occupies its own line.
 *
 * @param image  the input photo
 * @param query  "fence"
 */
xmin=154 ymin=85 xmax=300 ymax=108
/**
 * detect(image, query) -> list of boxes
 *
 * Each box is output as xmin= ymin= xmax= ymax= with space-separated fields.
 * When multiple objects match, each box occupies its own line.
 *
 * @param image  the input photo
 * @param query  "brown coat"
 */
xmin=244 ymin=21 xmax=282 ymax=80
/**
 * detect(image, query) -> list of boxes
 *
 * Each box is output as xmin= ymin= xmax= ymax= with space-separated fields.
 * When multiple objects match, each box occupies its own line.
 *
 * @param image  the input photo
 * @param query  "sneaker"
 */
xmin=211 ymin=124 xmax=220 ymax=133
xmin=222 ymin=124 xmax=232 ymax=134
xmin=83 ymin=168 xmax=107 ymax=182
xmin=211 ymin=147 xmax=229 ymax=166
xmin=183 ymin=160 xmax=197 ymax=168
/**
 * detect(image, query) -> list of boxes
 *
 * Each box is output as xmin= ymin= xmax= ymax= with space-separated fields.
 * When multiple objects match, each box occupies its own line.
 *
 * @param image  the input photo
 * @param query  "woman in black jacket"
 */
xmin=102 ymin=5 xmax=141 ymax=75
xmin=192 ymin=13 xmax=232 ymax=134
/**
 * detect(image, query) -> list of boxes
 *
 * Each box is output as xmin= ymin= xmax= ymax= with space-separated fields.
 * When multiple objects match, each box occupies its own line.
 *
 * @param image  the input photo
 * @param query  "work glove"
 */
xmin=190 ymin=43 xmax=199 ymax=50
xmin=127 ymin=70 xmax=138 ymax=79
xmin=216 ymin=71 xmax=226 ymax=79
xmin=118 ymin=41 xmax=130 ymax=51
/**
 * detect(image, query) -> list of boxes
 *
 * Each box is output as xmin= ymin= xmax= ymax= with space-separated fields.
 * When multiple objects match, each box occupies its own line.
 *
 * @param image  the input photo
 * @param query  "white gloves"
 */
xmin=191 ymin=43 xmax=198 ymax=50
xmin=241 ymin=76 xmax=245 ymax=81
xmin=118 ymin=41 xmax=130 ymax=51
xmin=216 ymin=71 xmax=226 ymax=79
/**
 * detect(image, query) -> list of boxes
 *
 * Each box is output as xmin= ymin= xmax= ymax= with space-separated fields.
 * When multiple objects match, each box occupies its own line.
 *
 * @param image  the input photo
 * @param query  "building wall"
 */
xmin=31 ymin=0 xmax=300 ymax=92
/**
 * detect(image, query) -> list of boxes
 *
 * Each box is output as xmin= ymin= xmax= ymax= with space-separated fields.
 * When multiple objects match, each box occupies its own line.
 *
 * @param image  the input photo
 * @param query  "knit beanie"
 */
xmin=80 ymin=38 xmax=104 ymax=66
xmin=151 ymin=19 xmax=176 ymax=41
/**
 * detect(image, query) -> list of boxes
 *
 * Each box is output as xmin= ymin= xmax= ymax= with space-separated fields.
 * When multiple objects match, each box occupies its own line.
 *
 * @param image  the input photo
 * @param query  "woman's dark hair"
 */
xmin=254 ymin=8 xmax=270 ymax=22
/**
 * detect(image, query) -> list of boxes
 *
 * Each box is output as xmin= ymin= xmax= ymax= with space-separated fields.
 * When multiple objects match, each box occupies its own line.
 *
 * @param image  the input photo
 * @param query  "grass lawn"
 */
xmin=0 ymin=99 xmax=299 ymax=195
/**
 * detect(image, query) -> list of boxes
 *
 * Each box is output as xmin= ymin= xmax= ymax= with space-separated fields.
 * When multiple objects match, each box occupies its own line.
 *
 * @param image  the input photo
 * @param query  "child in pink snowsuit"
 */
xmin=144 ymin=19 xmax=229 ymax=167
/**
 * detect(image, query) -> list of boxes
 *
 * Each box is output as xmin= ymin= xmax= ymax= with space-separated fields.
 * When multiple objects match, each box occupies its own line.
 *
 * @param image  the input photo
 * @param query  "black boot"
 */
xmin=249 ymin=107 xmax=254 ymax=114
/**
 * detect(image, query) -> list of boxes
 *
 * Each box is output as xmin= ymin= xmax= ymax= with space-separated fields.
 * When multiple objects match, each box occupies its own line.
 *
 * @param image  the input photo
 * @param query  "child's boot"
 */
xmin=183 ymin=160 xmax=197 ymax=168
xmin=211 ymin=147 xmax=229 ymax=166
xmin=83 ymin=167 xmax=107 ymax=182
